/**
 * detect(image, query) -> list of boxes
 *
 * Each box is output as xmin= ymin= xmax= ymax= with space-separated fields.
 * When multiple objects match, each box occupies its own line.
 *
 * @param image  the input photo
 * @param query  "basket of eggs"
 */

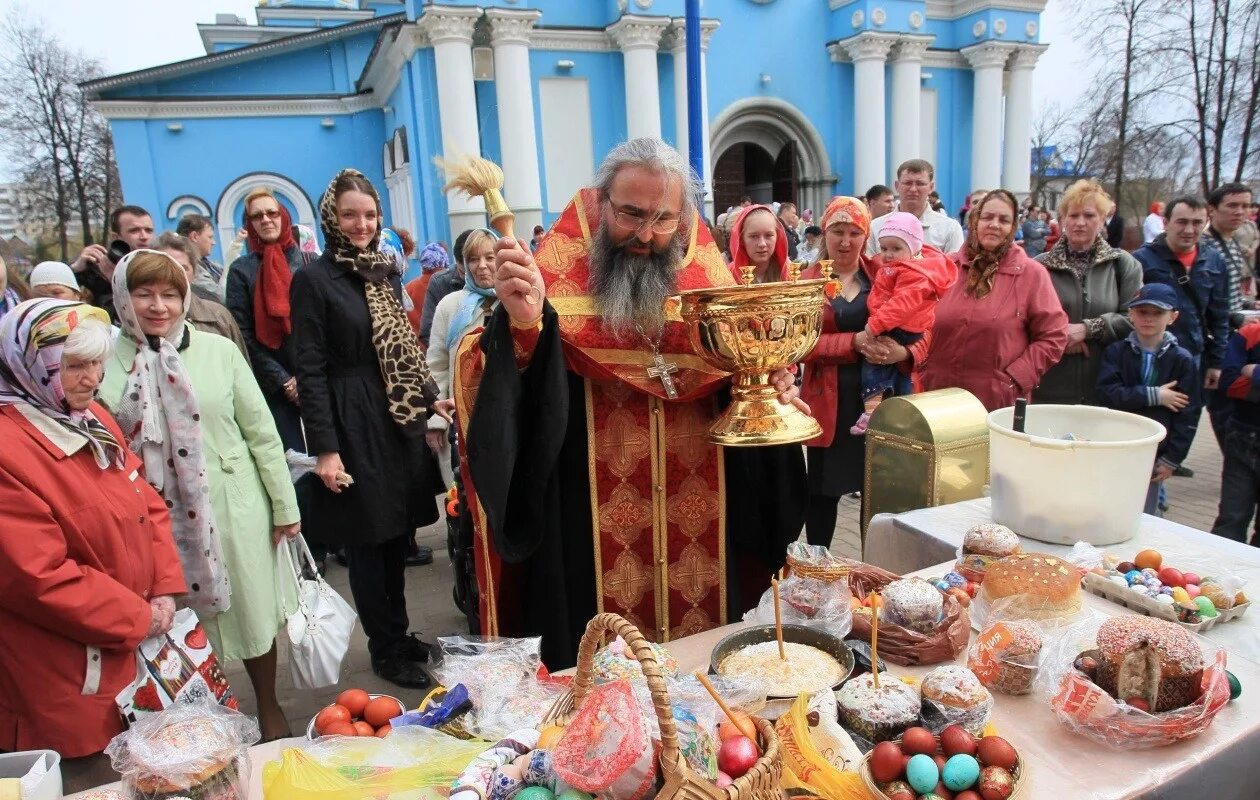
xmin=860 ymin=725 xmax=1027 ymax=800
xmin=542 ymin=613 xmax=783 ymax=800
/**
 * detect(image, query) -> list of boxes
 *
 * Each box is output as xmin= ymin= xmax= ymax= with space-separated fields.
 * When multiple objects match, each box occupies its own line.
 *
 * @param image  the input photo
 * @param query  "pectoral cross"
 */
xmin=646 ymin=350 xmax=680 ymax=400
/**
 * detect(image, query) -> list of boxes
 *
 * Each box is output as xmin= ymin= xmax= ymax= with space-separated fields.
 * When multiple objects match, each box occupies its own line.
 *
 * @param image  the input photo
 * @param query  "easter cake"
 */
xmin=880 ymin=578 xmax=945 ymax=634
xmin=956 ymin=523 xmax=1022 ymax=583
xmin=981 ymin=552 xmax=1081 ymax=620
xmin=836 ymin=671 xmax=920 ymax=742
xmin=1092 ymin=616 xmax=1204 ymax=712
xmin=920 ymin=665 xmax=994 ymax=735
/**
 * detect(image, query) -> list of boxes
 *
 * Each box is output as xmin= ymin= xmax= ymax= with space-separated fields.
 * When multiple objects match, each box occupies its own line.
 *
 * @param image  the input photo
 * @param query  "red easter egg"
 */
xmin=870 ymin=741 xmax=906 ymax=783
xmin=902 ymin=726 xmax=937 ymax=756
xmin=1158 ymin=567 xmax=1185 ymax=588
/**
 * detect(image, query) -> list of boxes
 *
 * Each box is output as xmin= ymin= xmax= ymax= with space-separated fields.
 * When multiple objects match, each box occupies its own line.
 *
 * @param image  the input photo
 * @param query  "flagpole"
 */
xmin=685 ymin=0 xmax=705 ymax=194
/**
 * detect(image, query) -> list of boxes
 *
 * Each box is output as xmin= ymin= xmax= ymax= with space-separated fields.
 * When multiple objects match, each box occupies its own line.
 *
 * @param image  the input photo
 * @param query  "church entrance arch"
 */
xmin=214 ymin=172 xmax=316 ymax=264
xmin=709 ymin=98 xmax=835 ymax=222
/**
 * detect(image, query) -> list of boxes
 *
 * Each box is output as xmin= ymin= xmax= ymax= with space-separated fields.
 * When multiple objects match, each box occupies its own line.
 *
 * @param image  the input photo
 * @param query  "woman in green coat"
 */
xmin=99 ymin=249 xmax=299 ymax=741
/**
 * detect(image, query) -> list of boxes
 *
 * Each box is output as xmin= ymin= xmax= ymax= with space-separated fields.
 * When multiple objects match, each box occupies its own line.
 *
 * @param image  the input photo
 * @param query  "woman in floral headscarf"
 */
xmin=290 ymin=169 xmax=449 ymax=690
xmin=798 ymin=198 xmax=932 ymax=546
xmin=920 ymin=189 xmax=1068 ymax=411
xmin=98 ymin=249 xmax=300 ymax=742
xmin=0 ymin=298 xmax=185 ymax=766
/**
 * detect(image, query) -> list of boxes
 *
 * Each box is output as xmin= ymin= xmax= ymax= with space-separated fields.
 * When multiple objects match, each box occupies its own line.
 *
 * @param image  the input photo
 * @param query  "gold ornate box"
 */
xmin=861 ymin=388 xmax=990 ymax=540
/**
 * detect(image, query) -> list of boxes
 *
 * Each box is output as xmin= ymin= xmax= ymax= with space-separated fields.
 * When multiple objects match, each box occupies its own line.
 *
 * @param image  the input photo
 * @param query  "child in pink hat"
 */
xmin=851 ymin=212 xmax=958 ymax=434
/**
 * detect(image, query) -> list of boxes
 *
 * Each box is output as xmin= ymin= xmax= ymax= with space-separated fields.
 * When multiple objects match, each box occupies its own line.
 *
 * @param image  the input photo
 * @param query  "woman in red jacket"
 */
xmin=0 ymin=299 xmax=186 ymax=777
xmin=798 ymin=198 xmax=931 ymax=545
xmin=920 ymin=189 xmax=1069 ymax=410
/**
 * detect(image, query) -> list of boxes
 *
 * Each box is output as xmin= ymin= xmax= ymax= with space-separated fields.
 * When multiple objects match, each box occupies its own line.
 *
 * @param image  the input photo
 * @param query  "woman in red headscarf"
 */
xmin=727 ymin=205 xmax=791 ymax=282
xmin=798 ymin=197 xmax=932 ymax=546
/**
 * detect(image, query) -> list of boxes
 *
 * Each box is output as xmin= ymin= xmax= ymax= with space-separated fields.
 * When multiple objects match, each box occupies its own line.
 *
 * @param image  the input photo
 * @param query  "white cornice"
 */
xmin=922 ymin=49 xmax=967 ymax=68
xmin=829 ymin=32 xmax=902 ymax=63
xmin=485 ymin=8 xmax=543 ymax=46
xmin=197 ymin=23 xmax=309 ymax=56
xmin=606 ymin=15 xmax=671 ymax=51
xmin=90 ymin=95 xmax=380 ymax=120
xmin=415 ymin=5 xmax=481 ymax=46
xmin=923 ymin=0 xmax=1048 ymax=19
xmin=663 ymin=17 xmax=720 ymax=52
xmin=358 ymin=22 xmax=420 ymax=103
xmin=530 ymin=27 xmax=614 ymax=52
xmin=256 ymin=7 xmax=375 ymax=24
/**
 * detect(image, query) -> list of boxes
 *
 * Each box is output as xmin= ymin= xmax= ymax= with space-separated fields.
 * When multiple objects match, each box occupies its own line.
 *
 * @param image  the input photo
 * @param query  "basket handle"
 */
xmin=571 ymin=613 xmax=682 ymax=780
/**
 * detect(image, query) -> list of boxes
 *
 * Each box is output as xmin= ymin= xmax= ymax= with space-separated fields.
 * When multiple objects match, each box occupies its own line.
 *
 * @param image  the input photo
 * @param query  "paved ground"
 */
xmin=224 ymin=413 xmax=1237 ymax=737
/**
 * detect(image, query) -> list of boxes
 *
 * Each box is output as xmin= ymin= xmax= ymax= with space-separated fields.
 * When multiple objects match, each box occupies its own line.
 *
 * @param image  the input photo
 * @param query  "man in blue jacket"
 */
xmin=1131 ymin=196 xmax=1231 ymax=451
xmin=1096 ymin=284 xmax=1199 ymax=515
xmin=1211 ymin=321 xmax=1260 ymax=544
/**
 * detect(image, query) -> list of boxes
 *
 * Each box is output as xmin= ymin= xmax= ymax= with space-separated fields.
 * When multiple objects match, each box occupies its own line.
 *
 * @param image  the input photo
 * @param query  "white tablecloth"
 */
xmin=866 ymin=497 xmax=1260 ymax=662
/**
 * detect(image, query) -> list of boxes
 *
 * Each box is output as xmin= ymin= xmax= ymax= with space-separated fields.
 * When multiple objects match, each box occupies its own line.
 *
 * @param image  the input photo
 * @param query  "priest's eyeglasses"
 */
xmin=610 ymin=205 xmax=681 ymax=235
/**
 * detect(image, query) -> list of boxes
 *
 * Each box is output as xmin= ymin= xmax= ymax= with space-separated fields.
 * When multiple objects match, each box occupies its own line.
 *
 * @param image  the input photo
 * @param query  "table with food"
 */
xmin=49 ymin=535 xmax=1259 ymax=800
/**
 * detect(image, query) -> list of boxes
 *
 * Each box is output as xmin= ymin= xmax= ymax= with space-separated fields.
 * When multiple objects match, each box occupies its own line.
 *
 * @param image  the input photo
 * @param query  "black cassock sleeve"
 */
xmin=465 ymin=303 xmax=570 ymax=565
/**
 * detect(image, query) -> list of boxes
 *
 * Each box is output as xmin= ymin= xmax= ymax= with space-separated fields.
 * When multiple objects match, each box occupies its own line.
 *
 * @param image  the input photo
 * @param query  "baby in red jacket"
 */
xmin=851 ymin=212 xmax=958 ymax=434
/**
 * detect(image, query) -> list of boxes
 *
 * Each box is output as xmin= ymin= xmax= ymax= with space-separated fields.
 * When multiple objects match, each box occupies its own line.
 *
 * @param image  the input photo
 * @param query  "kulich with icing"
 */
xmin=1093 ymin=615 xmax=1205 ymax=712
xmin=963 ymin=523 xmax=1021 ymax=558
xmin=981 ymin=552 xmax=1082 ymax=619
xmin=880 ymin=577 xmax=945 ymax=633
xmin=835 ymin=671 xmax=920 ymax=742
xmin=921 ymin=664 xmax=994 ymax=735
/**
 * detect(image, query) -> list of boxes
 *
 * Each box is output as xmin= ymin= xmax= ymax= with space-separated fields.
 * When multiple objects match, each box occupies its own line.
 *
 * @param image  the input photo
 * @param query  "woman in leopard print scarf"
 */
xmin=318 ymin=169 xmax=439 ymax=435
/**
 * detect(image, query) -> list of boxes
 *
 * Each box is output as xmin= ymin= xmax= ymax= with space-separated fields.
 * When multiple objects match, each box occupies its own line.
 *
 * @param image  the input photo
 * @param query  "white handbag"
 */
xmin=279 ymin=537 xmax=358 ymax=690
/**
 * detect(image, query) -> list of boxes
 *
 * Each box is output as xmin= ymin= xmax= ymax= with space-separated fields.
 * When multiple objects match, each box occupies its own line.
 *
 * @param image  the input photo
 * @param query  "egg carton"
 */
xmin=1081 ymin=572 xmax=1251 ymax=632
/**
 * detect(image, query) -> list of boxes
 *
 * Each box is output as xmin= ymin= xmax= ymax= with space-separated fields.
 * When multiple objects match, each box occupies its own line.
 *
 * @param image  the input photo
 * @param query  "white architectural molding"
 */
xmin=416 ymin=5 xmax=480 ymax=46
xmin=890 ymin=35 xmax=935 ymax=181
xmin=1009 ymin=43 xmax=1047 ymax=69
xmin=91 ymin=95 xmax=380 ymax=120
xmin=961 ymin=41 xmax=1015 ymax=70
xmin=165 ymin=195 xmax=211 ymax=221
xmin=529 ymin=28 xmax=614 ymax=52
xmin=487 ymin=7 xmax=544 ymax=232
xmin=608 ymin=16 xmax=670 ymax=140
xmin=197 ymin=23 xmax=309 ymax=56
xmin=923 ymin=0 xmax=1047 ymax=19
xmin=214 ymin=172 xmax=315 ymax=264
xmin=256 ymin=7 xmax=375 ymax=24
xmin=828 ymin=31 xmax=900 ymax=62
xmin=921 ymin=49 xmax=967 ymax=69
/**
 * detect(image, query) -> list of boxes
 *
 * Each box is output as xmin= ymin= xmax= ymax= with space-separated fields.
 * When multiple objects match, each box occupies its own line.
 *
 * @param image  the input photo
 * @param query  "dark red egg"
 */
xmin=869 ymin=741 xmax=905 ymax=783
xmin=940 ymin=724 xmax=978 ymax=757
xmin=976 ymin=736 xmax=1018 ymax=771
xmin=901 ymin=726 xmax=938 ymax=756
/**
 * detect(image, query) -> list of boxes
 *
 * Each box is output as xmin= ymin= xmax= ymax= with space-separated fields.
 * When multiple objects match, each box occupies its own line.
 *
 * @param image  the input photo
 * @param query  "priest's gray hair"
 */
xmin=62 ymin=316 xmax=114 ymax=363
xmin=593 ymin=137 xmax=704 ymax=219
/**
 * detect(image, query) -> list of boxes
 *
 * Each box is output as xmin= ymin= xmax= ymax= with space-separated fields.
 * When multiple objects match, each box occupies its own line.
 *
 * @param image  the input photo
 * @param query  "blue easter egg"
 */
xmin=905 ymin=753 xmax=940 ymax=794
xmin=942 ymin=754 xmax=981 ymax=791
xmin=935 ymin=580 xmax=951 ymax=591
xmin=1125 ymin=570 xmax=1143 ymax=584
xmin=944 ymin=571 xmax=967 ymax=588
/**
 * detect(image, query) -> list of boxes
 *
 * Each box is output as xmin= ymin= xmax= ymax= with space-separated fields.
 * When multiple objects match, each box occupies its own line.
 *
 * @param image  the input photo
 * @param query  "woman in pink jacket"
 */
xmin=921 ymin=189 xmax=1068 ymax=410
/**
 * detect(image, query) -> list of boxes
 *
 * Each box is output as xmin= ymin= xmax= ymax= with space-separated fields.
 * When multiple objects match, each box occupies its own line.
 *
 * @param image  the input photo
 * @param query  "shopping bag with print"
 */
xmin=115 ymin=607 xmax=239 ymax=724
xmin=280 ymin=536 xmax=358 ymax=689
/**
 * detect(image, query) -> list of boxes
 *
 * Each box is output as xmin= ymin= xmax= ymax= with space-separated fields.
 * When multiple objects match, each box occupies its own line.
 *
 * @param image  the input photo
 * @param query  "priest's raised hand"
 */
xmin=494 ymin=236 xmax=546 ymax=325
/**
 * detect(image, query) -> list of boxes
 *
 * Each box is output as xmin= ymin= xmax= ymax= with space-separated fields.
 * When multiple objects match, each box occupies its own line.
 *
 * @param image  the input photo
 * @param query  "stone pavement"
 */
xmin=225 ymin=413 xmax=1238 ymax=737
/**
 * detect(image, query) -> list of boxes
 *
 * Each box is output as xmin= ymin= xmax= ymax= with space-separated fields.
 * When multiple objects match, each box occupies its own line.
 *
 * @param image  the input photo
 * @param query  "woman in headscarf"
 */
xmin=0 ymin=255 xmax=30 ymax=319
xmin=98 ymin=249 xmax=300 ymax=742
xmin=406 ymin=241 xmax=451 ymax=335
xmin=798 ymin=198 xmax=931 ymax=545
xmin=424 ymin=228 xmax=498 ymax=486
xmin=727 ymin=204 xmax=790 ymax=282
xmin=921 ymin=189 xmax=1069 ymax=411
xmin=290 ymin=169 xmax=448 ymax=690
xmin=0 ymin=298 xmax=184 ymax=774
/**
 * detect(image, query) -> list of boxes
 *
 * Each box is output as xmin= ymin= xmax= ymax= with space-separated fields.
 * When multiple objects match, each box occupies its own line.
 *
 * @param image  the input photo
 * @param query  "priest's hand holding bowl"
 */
xmin=770 ymin=367 xmax=810 ymax=415
xmin=495 ymin=236 xmax=546 ymax=326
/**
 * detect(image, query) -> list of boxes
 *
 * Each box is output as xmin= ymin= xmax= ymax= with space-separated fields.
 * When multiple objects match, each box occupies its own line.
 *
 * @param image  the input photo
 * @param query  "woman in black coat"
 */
xmin=290 ymin=169 xmax=446 ymax=689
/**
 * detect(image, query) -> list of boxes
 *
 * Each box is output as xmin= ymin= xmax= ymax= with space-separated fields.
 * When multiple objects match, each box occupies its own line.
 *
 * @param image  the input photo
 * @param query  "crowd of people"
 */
xmin=2 ymin=138 xmax=1259 ymax=785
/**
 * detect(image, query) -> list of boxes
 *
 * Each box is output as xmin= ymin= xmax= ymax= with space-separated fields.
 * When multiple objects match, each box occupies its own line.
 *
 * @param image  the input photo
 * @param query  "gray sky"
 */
xmin=1 ymin=0 xmax=1084 ymax=147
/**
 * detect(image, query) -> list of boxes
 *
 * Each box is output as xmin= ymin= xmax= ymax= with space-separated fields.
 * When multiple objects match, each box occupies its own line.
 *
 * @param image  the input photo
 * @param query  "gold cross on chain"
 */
xmin=646 ymin=349 xmax=680 ymax=400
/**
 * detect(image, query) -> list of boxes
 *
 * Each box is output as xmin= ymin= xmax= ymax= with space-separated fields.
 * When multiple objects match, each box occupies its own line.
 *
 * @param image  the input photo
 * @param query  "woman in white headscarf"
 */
xmin=97 ymin=249 xmax=300 ymax=741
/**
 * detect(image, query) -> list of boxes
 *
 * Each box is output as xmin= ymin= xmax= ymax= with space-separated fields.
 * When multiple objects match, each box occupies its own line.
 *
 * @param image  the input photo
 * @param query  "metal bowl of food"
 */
xmin=710 ymin=623 xmax=855 ymax=700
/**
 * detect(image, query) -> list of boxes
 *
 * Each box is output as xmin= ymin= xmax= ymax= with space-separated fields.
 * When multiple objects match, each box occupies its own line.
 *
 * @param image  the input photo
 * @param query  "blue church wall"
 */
xmin=658 ymin=51 xmax=677 ymax=153
xmin=474 ymin=78 xmax=502 ymax=167
xmin=395 ymin=49 xmax=448 ymax=243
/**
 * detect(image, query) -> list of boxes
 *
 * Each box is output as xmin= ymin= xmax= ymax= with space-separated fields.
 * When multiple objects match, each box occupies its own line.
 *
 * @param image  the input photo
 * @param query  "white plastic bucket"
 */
xmin=987 ymin=404 xmax=1166 ymax=546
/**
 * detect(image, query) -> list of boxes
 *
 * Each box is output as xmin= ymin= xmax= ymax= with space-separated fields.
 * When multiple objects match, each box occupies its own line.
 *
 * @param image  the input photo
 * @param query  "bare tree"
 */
xmin=0 ymin=11 xmax=111 ymax=259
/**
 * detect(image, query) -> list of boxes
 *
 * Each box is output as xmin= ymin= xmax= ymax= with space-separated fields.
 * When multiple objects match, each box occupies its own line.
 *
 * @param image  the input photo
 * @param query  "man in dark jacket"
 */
xmin=1211 ymin=321 xmax=1260 ymax=543
xmin=1096 ymin=284 xmax=1198 ymax=515
xmin=418 ymin=228 xmax=473 ymax=348
xmin=69 ymin=205 xmax=155 ymax=321
xmin=1105 ymin=210 xmax=1126 ymax=248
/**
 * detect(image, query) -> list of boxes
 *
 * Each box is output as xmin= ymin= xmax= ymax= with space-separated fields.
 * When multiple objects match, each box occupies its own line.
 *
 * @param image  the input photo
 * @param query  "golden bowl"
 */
xmin=680 ymin=274 xmax=828 ymax=446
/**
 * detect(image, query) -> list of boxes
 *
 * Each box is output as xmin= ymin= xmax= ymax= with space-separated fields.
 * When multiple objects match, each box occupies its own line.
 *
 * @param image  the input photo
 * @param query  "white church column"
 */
xmin=486 ymin=8 xmax=544 ymax=235
xmin=419 ymin=5 xmax=484 ymax=237
xmin=963 ymin=42 xmax=1011 ymax=193
xmin=1003 ymin=45 xmax=1044 ymax=198
xmin=840 ymin=33 xmax=897 ymax=196
xmin=608 ymin=16 xmax=670 ymax=141
xmin=890 ymin=36 xmax=933 ymax=182
xmin=669 ymin=19 xmax=719 ymax=216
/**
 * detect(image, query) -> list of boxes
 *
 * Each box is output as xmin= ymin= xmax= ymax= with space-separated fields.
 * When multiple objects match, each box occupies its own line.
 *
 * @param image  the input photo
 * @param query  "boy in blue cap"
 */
xmin=1096 ymin=283 xmax=1199 ymax=515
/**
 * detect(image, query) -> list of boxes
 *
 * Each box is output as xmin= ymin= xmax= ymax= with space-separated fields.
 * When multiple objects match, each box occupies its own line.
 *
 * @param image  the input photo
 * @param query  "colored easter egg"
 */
xmin=1194 ymin=596 xmax=1219 ymax=618
xmin=943 ymin=754 xmax=981 ymax=791
xmin=905 ymin=754 xmax=940 ymax=795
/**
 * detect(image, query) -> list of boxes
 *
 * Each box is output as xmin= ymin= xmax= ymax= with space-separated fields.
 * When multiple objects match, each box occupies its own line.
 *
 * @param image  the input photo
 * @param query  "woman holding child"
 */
xmin=798 ymin=198 xmax=931 ymax=546
xmin=920 ymin=189 xmax=1069 ymax=411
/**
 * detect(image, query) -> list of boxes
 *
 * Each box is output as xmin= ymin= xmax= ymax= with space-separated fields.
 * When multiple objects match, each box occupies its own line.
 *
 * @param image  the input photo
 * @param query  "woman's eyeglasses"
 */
xmin=248 ymin=209 xmax=282 ymax=221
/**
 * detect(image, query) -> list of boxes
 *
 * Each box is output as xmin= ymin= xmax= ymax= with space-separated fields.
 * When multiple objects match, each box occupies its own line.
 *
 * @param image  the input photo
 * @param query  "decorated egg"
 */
xmin=956 ymin=792 xmax=984 ymax=800
xmin=1125 ymin=696 xmax=1151 ymax=712
xmin=1116 ymin=561 xmax=1137 ymax=574
xmin=523 ymin=750 xmax=555 ymax=785
xmin=713 ymin=773 xmax=732 ymax=790
xmin=1195 ymin=596 xmax=1220 ymax=618
xmin=905 ymin=754 xmax=940 ymax=794
xmin=902 ymin=726 xmax=937 ymax=756
xmin=1236 ymin=590 xmax=1248 ymax=605
xmin=943 ymin=754 xmax=981 ymax=791
xmin=978 ymin=765 xmax=1016 ymax=800
xmin=947 ymin=587 xmax=972 ymax=608
xmin=1154 ymin=593 xmax=1175 ymax=605
xmin=881 ymin=781 xmax=915 ymax=800
xmin=1143 ymin=577 xmax=1162 ymax=590
xmin=489 ymin=764 xmax=526 ymax=800
xmin=1140 ymin=567 xmax=1159 ymax=578
xmin=1201 ymin=583 xmax=1234 ymax=610
xmin=556 ymin=792 xmax=591 ymax=800
xmin=965 ymin=581 xmax=979 ymax=597
xmin=1158 ymin=567 xmax=1185 ymax=588
xmin=1186 ymin=583 xmax=1202 ymax=598
xmin=1134 ymin=549 xmax=1163 ymax=570
xmin=1182 ymin=571 xmax=1202 ymax=585
xmin=1108 ymin=575 xmax=1129 ymax=589
xmin=1176 ymin=603 xmax=1202 ymax=624
xmin=944 ymin=571 xmax=968 ymax=588
xmin=515 ymin=788 xmax=556 ymax=800
xmin=870 ymin=741 xmax=906 ymax=783
xmin=936 ymin=580 xmax=952 ymax=592
xmin=1227 ymin=670 xmax=1242 ymax=700
xmin=1124 ymin=570 xmax=1143 ymax=584
xmin=1171 ymin=587 xmax=1190 ymax=603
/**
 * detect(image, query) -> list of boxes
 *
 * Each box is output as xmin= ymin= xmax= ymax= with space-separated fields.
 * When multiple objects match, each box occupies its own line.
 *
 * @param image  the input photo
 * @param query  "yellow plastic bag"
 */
xmin=263 ymin=727 xmax=485 ymax=800
xmin=774 ymin=692 xmax=874 ymax=800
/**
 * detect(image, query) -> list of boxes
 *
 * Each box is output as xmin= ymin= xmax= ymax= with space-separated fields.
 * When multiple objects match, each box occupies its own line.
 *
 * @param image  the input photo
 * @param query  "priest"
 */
xmin=451 ymin=138 xmax=807 ymax=668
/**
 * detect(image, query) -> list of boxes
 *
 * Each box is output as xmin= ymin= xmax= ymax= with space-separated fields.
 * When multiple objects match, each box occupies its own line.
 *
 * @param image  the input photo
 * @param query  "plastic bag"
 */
xmin=774 ymin=691 xmax=869 ymax=800
xmin=286 ymin=449 xmax=317 ymax=483
xmin=263 ymin=726 xmax=486 ymax=800
xmin=593 ymin=636 xmax=678 ymax=684
xmin=554 ymin=680 xmax=658 ymax=800
xmin=105 ymin=697 xmax=258 ymax=800
xmin=968 ymin=619 xmax=1046 ymax=696
xmin=847 ymin=562 xmax=970 ymax=666
xmin=919 ymin=664 xmax=994 ymax=735
xmin=449 ymin=729 xmax=541 ymax=800
xmin=743 ymin=575 xmax=853 ymax=640
xmin=433 ymin=636 xmax=567 ymax=739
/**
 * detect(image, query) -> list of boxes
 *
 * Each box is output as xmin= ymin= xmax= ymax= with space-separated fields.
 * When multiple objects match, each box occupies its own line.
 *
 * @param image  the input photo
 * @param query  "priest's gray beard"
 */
xmin=588 ymin=220 xmax=685 ymax=339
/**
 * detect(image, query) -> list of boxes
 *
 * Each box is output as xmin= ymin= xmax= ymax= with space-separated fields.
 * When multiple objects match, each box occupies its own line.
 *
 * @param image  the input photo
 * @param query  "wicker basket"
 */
xmin=858 ymin=733 xmax=1028 ymax=799
xmin=544 ymin=613 xmax=783 ymax=800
